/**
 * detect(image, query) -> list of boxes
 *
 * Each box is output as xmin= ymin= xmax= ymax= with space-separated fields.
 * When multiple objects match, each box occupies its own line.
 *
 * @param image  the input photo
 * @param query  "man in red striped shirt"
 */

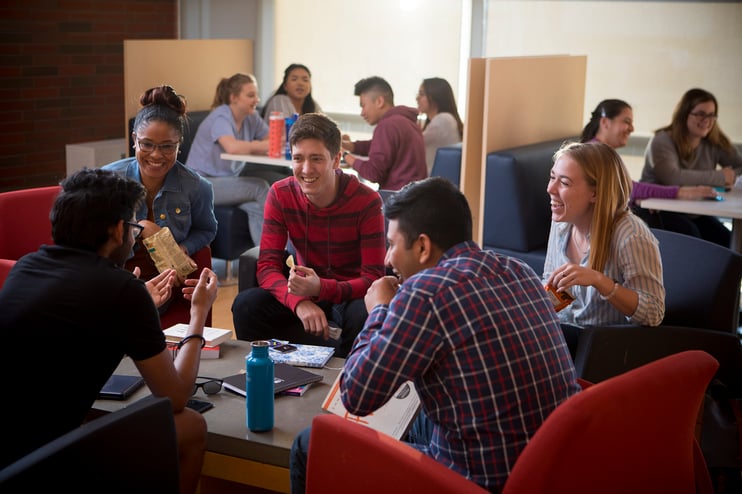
xmin=232 ymin=113 xmax=387 ymax=357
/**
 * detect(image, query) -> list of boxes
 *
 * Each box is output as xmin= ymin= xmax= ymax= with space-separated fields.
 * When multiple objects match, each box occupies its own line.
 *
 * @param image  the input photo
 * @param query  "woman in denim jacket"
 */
xmin=103 ymin=85 xmax=216 ymax=293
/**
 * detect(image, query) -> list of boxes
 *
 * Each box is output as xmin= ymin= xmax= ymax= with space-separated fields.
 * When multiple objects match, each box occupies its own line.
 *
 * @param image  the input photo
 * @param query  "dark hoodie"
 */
xmin=352 ymin=105 xmax=427 ymax=190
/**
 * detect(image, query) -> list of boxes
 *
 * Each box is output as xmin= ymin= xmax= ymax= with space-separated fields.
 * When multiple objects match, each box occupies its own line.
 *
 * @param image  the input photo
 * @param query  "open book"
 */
xmin=321 ymin=373 xmax=421 ymax=440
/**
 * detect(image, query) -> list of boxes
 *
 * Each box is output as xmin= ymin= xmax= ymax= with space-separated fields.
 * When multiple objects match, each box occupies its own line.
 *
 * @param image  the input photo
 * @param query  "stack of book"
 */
xmin=163 ymin=323 xmax=233 ymax=359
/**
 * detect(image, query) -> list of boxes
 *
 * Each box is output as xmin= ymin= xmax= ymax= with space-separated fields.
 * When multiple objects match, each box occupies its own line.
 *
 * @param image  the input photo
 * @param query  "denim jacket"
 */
xmin=102 ymin=158 xmax=217 ymax=255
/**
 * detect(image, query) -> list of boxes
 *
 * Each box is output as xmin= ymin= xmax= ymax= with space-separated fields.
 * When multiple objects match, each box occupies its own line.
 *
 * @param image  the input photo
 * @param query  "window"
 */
xmin=273 ymin=0 xmax=466 ymax=130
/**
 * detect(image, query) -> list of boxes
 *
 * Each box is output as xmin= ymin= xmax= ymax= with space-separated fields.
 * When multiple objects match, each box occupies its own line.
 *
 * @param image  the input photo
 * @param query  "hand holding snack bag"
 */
xmin=545 ymin=284 xmax=575 ymax=312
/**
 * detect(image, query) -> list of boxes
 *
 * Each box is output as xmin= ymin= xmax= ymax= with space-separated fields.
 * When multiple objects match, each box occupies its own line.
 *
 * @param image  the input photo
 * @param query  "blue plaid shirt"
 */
xmin=341 ymin=241 xmax=579 ymax=492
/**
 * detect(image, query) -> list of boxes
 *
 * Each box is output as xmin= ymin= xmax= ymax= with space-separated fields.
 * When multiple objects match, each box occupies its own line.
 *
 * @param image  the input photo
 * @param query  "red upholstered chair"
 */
xmin=0 ymin=185 xmax=211 ymax=328
xmin=0 ymin=185 xmax=61 ymax=260
xmin=158 ymin=245 xmax=213 ymax=329
xmin=0 ymin=258 xmax=16 ymax=288
xmin=501 ymin=350 xmax=718 ymax=494
xmin=306 ymin=413 xmax=489 ymax=494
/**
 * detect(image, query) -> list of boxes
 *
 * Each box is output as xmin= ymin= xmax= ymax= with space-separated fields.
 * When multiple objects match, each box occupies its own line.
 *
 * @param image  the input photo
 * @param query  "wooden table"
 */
xmin=220 ymin=153 xmax=293 ymax=168
xmin=93 ymin=340 xmax=342 ymax=493
xmin=639 ymin=187 xmax=742 ymax=252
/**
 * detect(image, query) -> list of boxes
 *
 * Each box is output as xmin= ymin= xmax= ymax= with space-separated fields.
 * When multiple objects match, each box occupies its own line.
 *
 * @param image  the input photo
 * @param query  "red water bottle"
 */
xmin=268 ymin=111 xmax=284 ymax=158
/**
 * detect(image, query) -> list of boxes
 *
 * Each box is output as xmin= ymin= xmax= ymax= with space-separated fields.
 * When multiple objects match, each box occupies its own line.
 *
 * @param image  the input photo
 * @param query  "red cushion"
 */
xmin=0 ymin=186 xmax=61 ymax=260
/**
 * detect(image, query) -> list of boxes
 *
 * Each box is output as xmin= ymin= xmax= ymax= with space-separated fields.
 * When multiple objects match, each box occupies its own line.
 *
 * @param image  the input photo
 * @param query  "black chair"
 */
xmin=213 ymin=206 xmax=254 ymax=285
xmin=574 ymin=325 xmax=742 ymax=396
xmin=651 ymin=228 xmax=742 ymax=333
xmin=0 ymin=396 xmax=179 ymax=492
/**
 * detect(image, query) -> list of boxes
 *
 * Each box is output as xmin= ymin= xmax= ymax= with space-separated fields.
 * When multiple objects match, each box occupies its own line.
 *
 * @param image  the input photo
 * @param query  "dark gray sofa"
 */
xmin=482 ymin=137 xmax=574 ymax=276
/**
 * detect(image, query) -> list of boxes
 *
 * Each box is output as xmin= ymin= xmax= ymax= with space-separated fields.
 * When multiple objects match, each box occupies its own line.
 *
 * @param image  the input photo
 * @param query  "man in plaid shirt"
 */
xmin=290 ymin=177 xmax=580 ymax=493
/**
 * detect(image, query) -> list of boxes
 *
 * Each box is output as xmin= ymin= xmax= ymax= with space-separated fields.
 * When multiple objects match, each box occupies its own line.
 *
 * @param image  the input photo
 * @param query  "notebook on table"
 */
xmin=222 ymin=363 xmax=324 ymax=396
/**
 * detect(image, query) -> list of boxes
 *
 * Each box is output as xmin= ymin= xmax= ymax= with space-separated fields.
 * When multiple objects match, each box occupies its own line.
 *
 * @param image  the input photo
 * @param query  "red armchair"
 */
xmin=0 ymin=185 xmax=61 ymax=260
xmin=0 ymin=184 xmax=211 ymax=328
xmin=306 ymin=414 xmax=489 ymax=494
xmin=502 ymin=350 xmax=718 ymax=494
xmin=0 ymin=258 xmax=16 ymax=288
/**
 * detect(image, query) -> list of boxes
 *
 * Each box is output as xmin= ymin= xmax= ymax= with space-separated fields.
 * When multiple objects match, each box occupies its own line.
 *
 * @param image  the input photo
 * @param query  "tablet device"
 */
xmin=98 ymin=374 xmax=145 ymax=400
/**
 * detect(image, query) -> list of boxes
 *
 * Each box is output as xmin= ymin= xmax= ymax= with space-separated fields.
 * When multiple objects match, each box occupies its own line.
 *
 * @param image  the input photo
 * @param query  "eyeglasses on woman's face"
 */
xmin=689 ymin=111 xmax=717 ymax=122
xmin=135 ymin=137 xmax=179 ymax=156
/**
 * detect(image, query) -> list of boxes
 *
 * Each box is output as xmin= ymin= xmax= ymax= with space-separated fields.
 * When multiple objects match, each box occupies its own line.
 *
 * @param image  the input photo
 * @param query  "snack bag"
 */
xmin=545 ymin=284 xmax=575 ymax=312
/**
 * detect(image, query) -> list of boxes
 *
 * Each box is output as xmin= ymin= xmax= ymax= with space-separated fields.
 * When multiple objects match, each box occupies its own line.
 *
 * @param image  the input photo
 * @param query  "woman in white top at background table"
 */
xmin=415 ymin=77 xmax=463 ymax=175
xmin=261 ymin=63 xmax=322 ymax=124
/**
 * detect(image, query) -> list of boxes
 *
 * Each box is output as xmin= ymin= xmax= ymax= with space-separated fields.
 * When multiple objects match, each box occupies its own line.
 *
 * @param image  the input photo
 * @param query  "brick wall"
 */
xmin=0 ymin=0 xmax=177 ymax=191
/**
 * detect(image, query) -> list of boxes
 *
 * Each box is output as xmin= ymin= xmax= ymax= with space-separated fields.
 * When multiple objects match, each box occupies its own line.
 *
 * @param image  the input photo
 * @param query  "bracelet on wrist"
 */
xmin=177 ymin=334 xmax=206 ymax=349
xmin=599 ymin=281 xmax=620 ymax=301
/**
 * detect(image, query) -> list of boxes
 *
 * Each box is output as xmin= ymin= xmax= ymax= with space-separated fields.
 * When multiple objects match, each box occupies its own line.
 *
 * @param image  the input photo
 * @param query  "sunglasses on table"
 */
xmin=193 ymin=376 xmax=223 ymax=396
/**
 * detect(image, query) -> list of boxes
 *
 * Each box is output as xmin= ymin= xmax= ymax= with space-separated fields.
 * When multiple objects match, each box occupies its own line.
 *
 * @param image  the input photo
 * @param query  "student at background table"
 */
xmin=341 ymin=76 xmax=427 ymax=190
xmin=186 ymin=73 xmax=276 ymax=243
xmin=0 ymin=169 xmax=218 ymax=494
xmin=261 ymin=63 xmax=322 ymax=124
xmin=232 ymin=113 xmax=386 ymax=358
xmin=580 ymin=98 xmax=717 ymax=230
xmin=289 ymin=177 xmax=580 ymax=494
xmin=543 ymin=141 xmax=665 ymax=328
xmin=103 ymin=85 xmax=217 ymax=304
xmin=639 ymin=88 xmax=742 ymax=247
xmin=416 ymin=77 xmax=463 ymax=174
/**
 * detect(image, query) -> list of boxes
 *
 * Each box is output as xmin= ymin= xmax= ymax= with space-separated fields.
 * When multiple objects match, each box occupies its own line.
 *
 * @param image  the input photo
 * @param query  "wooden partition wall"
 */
xmin=461 ymin=55 xmax=587 ymax=244
xmin=123 ymin=39 xmax=254 ymax=135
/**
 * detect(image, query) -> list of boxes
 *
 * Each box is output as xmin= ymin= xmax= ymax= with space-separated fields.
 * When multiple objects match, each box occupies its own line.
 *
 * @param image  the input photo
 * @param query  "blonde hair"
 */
xmin=211 ymin=73 xmax=256 ymax=109
xmin=554 ymin=141 xmax=632 ymax=272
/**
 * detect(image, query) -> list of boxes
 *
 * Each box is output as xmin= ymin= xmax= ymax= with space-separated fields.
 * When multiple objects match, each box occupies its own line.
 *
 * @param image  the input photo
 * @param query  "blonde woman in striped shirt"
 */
xmin=543 ymin=141 xmax=665 ymax=327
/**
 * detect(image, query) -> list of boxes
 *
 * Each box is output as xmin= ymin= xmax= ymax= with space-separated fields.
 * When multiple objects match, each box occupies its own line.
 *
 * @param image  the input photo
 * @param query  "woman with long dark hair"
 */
xmin=639 ymin=88 xmax=742 ymax=247
xmin=261 ymin=63 xmax=321 ymax=123
xmin=416 ymin=77 xmax=463 ymax=174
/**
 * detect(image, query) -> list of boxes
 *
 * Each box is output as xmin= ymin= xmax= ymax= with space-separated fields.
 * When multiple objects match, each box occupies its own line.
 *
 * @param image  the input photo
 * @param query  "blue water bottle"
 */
xmin=246 ymin=340 xmax=274 ymax=432
xmin=285 ymin=113 xmax=298 ymax=160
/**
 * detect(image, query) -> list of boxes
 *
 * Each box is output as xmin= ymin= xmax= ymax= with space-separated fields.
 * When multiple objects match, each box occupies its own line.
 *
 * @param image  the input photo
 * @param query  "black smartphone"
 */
xmin=186 ymin=398 xmax=214 ymax=414
xmin=273 ymin=344 xmax=298 ymax=353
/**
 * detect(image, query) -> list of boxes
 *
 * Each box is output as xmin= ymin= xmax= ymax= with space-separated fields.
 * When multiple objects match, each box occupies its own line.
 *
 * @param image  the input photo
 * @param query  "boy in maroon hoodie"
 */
xmin=341 ymin=76 xmax=427 ymax=190
xmin=232 ymin=113 xmax=386 ymax=357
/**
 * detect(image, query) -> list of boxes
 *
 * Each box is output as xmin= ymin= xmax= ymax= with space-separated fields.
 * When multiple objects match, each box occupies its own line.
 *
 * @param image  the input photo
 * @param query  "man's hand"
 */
xmin=182 ymin=268 xmax=218 ymax=310
xmin=133 ymin=267 xmax=175 ymax=308
xmin=364 ymin=276 xmax=400 ymax=313
xmin=295 ymin=300 xmax=329 ymax=339
xmin=341 ymin=134 xmax=354 ymax=152
xmin=287 ymin=265 xmax=321 ymax=297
